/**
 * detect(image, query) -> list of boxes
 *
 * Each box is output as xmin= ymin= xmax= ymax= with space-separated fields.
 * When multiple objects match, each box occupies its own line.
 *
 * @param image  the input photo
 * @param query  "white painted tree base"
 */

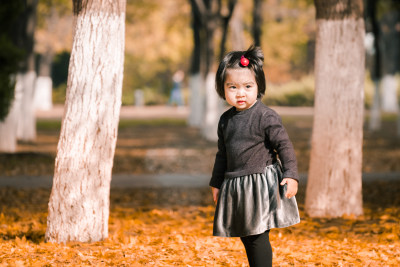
xmin=0 ymin=74 xmax=24 ymax=152
xmin=17 ymin=71 xmax=37 ymax=141
xmin=34 ymin=76 xmax=53 ymax=111
xmin=369 ymin=80 xmax=381 ymax=131
xmin=188 ymin=73 xmax=204 ymax=127
xmin=381 ymin=74 xmax=399 ymax=113
xmin=201 ymin=71 xmax=223 ymax=142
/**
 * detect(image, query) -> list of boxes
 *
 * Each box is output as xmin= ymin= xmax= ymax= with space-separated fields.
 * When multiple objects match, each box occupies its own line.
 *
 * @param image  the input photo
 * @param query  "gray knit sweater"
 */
xmin=209 ymin=100 xmax=299 ymax=189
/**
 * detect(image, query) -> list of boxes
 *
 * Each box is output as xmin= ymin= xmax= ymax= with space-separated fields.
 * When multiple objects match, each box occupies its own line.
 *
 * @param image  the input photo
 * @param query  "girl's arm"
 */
xmin=264 ymin=110 xmax=299 ymax=182
xmin=264 ymin=109 xmax=299 ymax=198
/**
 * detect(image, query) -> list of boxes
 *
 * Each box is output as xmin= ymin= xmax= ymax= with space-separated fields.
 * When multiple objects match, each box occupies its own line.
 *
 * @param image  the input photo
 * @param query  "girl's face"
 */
xmin=224 ymin=68 xmax=258 ymax=111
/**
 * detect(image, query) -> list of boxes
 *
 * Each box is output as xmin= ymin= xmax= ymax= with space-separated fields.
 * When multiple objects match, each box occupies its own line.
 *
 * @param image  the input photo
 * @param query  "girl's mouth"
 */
xmin=237 ymin=101 xmax=245 ymax=105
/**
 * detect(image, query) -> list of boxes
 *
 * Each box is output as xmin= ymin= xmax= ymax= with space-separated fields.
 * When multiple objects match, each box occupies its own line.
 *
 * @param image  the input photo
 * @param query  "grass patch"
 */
xmin=37 ymin=118 xmax=187 ymax=131
xmin=37 ymin=120 xmax=62 ymax=131
xmin=118 ymin=118 xmax=186 ymax=129
xmin=263 ymin=75 xmax=315 ymax=107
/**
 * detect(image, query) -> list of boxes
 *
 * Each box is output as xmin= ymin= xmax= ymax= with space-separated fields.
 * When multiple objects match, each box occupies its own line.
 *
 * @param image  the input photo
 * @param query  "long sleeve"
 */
xmin=209 ymin=118 xmax=227 ymax=189
xmin=264 ymin=111 xmax=299 ymax=181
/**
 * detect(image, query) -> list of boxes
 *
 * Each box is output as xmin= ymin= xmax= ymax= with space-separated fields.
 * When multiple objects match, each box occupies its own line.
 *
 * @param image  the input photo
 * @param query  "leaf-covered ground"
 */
xmin=0 ymin=182 xmax=399 ymax=266
xmin=0 ymin=114 xmax=399 ymax=265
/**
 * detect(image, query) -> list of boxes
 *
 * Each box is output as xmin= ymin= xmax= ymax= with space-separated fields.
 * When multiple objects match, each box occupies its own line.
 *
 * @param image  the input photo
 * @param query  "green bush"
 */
xmin=263 ymin=75 xmax=315 ymax=106
xmin=262 ymin=74 xmax=394 ymax=108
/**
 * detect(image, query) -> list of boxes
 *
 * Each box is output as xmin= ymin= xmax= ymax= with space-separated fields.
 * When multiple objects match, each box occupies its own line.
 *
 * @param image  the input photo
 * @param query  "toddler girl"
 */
xmin=209 ymin=46 xmax=300 ymax=267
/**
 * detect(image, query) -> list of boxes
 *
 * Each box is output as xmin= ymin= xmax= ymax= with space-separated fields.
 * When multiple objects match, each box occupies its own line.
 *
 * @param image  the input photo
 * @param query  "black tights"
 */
xmin=240 ymin=230 xmax=272 ymax=267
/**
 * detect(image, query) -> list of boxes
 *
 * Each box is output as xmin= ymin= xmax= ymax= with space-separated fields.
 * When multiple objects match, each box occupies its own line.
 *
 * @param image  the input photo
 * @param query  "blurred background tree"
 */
xmin=34 ymin=0 xmax=316 ymax=107
xmin=34 ymin=0 xmax=72 ymax=110
xmin=123 ymin=0 xmax=192 ymax=105
xmin=0 ymin=2 xmax=25 ymax=121
xmin=6 ymin=0 xmax=396 ymax=122
xmin=0 ymin=0 xmax=38 ymax=152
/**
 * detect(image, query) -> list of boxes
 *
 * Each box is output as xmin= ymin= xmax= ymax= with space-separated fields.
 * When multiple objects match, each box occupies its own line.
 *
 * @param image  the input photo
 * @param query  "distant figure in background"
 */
xmin=169 ymin=70 xmax=185 ymax=106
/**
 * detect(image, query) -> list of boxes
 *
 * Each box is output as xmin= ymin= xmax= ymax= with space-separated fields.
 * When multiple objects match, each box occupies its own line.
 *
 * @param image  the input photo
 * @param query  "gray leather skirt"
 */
xmin=213 ymin=162 xmax=300 ymax=237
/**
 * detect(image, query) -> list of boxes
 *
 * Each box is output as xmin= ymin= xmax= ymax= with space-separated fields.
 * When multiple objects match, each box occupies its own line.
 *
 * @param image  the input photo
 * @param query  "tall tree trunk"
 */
xmin=305 ymin=0 xmax=365 ymax=218
xmin=34 ymin=6 xmax=58 ymax=111
xmin=202 ymin=21 xmax=221 ymax=141
xmin=0 ymin=0 xmax=38 ymax=148
xmin=381 ymin=74 xmax=399 ymax=113
xmin=367 ymin=0 xmax=381 ymax=131
xmin=45 ymin=0 xmax=126 ymax=243
xmin=188 ymin=0 xmax=236 ymax=140
xmin=0 ymin=75 xmax=23 ymax=152
xmin=188 ymin=0 xmax=205 ymax=127
xmin=219 ymin=0 xmax=236 ymax=61
xmin=230 ymin=2 xmax=245 ymax=51
xmin=202 ymin=71 xmax=223 ymax=141
xmin=369 ymin=80 xmax=381 ymax=130
xmin=17 ymin=67 xmax=37 ymax=141
xmin=16 ymin=0 xmax=38 ymax=142
xmin=379 ymin=10 xmax=400 ymax=113
xmin=188 ymin=73 xmax=205 ymax=127
xmin=252 ymin=0 xmax=263 ymax=46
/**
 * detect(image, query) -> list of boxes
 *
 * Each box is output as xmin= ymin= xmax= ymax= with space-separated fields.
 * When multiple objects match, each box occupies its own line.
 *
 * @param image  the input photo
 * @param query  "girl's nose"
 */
xmin=236 ymin=88 xmax=245 ymax=96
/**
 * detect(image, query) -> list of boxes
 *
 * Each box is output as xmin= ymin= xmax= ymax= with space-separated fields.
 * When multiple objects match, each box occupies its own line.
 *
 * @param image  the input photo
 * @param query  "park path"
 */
xmin=1 ymin=172 xmax=399 ymax=188
xmin=36 ymin=104 xmax=314 ymax=120
xmin=1 ymin=104 xmax=397 ymax=188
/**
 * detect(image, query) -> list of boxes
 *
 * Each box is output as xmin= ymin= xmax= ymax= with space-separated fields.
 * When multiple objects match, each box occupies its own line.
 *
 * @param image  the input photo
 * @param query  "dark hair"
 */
xmin=215 ymin=45 xmax=266 ymax=99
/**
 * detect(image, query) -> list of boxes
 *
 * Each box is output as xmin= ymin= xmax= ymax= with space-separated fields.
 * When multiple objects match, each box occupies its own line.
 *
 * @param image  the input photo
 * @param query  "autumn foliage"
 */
xmin=1 ymin=115 xmax=399 ymax=265
xmin=0 ymin=183 xmax=399 ymax=266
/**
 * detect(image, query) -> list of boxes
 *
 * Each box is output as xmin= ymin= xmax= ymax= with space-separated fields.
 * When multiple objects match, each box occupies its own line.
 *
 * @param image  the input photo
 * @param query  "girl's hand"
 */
xmin=280 ymin=178 xmax=298 ymax=199
xmin=211 ymin=187 xmax=220 ymax=204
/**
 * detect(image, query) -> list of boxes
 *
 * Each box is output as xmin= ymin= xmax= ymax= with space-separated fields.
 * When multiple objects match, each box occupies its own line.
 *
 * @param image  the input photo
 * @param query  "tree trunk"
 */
xmin=202 ymin=71 xmax=223 ymax=141
xmin=219 ymin=0 xmax=236 ymax=60
xmin=397 ymin=109 xmax=400 ymax=137
xmin=45 ymin=0 xmax=126 ymax=243
xmin=381 ymin=74 xmax=399 ymax=113
xmin=305 ymin=0 xmax=365 ymax=218
xmin=230 ymin=2 xmax=245 ymax=51
xmin=379 ymin=10 xmax=400 ymax=113
xmin=16 ymin=0 xmax=38 ymax=142
xmin=17 ymin=70 xmax=37 ymax=141
xmin=0 ymin=75 xmax=23 ymax=152
xmin=188 ymin=73 xmax=205 ymax=127
xmin=0 ymin=0 xmax=38 ymax=147
xmin=252 ymin=0 xmax=263 ymax=46
xmin=369 ymin=80 xmax=381 ymax=130
xmin=188 ymin=0 xmax=205 ymax=127
xmin=203 ymin=23 xmax=221 ymax=141
xmin=34 ymin=49 xmax=54 ymax=111
xmin=366 ymin=0 xmax=381 ymax=131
